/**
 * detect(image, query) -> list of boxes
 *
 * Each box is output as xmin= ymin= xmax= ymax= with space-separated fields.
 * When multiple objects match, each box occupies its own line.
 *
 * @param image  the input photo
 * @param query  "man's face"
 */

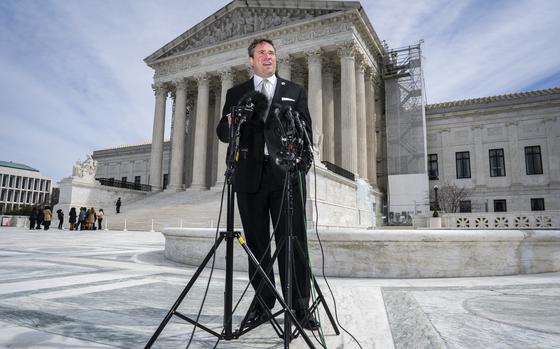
xmin=249 ymin=42 xmax=276 ymax=78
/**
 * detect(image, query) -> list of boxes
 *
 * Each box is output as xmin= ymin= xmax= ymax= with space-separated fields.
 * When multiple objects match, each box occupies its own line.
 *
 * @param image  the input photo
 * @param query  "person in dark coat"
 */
xmin=36 ymin=207 xmax=44 ymax=230
xmin=56 ymin=209 xmax=64 ymax=229
xmin=216 ymin=38 xmax=316 ymax=329
xmin=69 ymin=207 xmax=77 ymax=231
xmin=116 ymin=197 xmax=121 ymax=214
xmin=29 ymin=207 xmax=37 ymax=230
xmin=77 ymin=207 xmax=87 ymax=231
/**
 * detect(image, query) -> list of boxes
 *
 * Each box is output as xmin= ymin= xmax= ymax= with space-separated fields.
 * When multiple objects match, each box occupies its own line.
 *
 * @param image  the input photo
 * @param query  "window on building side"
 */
xmin=489 ymin=148 xmax=506 ymax=177
xmin=9 ymin=176 xmax=14 ymax=187
xmin=134 ymin=176 xmax=141 ymax=185
xmin=163 ymin=174 xmax=168 ymax=189
xmin=16 ymin=176 xmax=21 ymax=188
xmin=1 ymin=175 xmax=6 ymax=186
xmin=456 ymin=151 xmax=471 ymax=179
xmin=0 ymin=189 xmax=5 ymax=201
xmin=525 ymin=145 xmax=543 ymax=175
xmin=428 ymin=154 xmax=439 ymax=180
xmin=121 ymin=177 xmax=127 ymax=183
xmin=28 ymin=178 xmax=33 ymax=190
xmin=459 ymin=200 xmax=472 ymax=213
xmin=531 ymin=198 xmax=545 ymax=211
xmin=494 ymin=199 xmax=507 ymax=212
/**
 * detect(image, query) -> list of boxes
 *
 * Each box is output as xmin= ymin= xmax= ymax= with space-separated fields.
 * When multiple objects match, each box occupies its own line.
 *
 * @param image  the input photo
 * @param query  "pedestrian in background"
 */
xmin=97 ymin=209 xmax=104 ymax=230
xmin=87 ymin=207 xmax=96 ymax=230
xmin=116 ymin=197 xmax=121 ymax=214
xmin=69 ymin=207 xmax=77 ymax=231
xmin=78 ymin=207 xmax=86 ymax=230
xmin=43 ymin=206 xmax=52 ymax=231
xmin=36 ymin=207 xmax=44 ymax=230
xmin=29 ymin=207 xmax=37 ymax=230
xmin=56 ymin=209 xmax=64 ymax=229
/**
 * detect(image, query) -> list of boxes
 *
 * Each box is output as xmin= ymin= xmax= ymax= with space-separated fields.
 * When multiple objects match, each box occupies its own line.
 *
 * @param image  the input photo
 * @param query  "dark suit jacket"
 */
xmin=217 ymin=76 xmax=313 ymax=193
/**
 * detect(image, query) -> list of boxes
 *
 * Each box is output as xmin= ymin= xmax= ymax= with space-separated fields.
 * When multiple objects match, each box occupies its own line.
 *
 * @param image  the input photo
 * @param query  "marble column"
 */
xmin=365 ymin=70 xmax=378 ymax=186
xmin=213 ymin=70 xmax=234 ymax=189
xmin=374 ymin=81 xmax=385 ymax=189
xmin=322 ymin=60 xmax=335 ymax=164
xmin=473 ymin=125 xmax=486 ymax=186
xmin=546 ymin=117 xmax=560 ymax=184
xmin=168 ymin=80 xmax=187 ymax=191
xmin=440 ymin=128 xmax=452 ymax=183
xmin=191 ymin=74 xmax=210 ymax=190
xmin=338 ymin=43 xmax=358 ymax=174
xmin=355 ymin=58 xmax=367 ymax=179
xmin=306 ymin=49 xmax=323 ymax=158
xmin=277 ymin=55 xmax=291 ymax=80
xmin=149 ymin=83 xmax=167 ymax=191
xmin=506 ymin=121 xmax=521 ymax=186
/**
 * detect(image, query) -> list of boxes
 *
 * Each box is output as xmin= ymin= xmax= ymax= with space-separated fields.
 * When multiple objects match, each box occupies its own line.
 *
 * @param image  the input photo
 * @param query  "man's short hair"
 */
xmin=248 ymin=38 xmax=275 ymax=57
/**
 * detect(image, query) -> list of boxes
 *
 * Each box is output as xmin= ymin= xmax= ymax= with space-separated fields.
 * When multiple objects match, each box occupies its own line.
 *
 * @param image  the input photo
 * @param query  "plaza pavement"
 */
xmin=0 ymin=227 xmax=559 ymax=349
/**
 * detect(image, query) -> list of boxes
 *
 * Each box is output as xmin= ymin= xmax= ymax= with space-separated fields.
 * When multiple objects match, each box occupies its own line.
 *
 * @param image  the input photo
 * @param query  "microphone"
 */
xmin=237 ymin=91 xmax=268 ymax=120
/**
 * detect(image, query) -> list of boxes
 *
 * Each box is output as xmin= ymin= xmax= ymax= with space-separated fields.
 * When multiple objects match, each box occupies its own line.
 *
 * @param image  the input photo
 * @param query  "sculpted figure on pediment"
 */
xmin=160 ymin=7 xmax=337 ymax=59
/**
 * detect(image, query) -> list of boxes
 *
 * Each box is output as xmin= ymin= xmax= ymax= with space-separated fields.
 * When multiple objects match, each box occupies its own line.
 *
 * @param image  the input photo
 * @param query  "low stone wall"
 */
xmin=162 ymin=228 xmax=560 ymax=278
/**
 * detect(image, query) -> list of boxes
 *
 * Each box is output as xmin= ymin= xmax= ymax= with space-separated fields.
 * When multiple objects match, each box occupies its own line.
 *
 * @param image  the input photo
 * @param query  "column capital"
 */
xmin=218 ymin=69 xmax=234 ymax=83
xmin=151 ymin=83 xmax=167 ymax=97
xmin=337 ymin=41 xmax=358 ymax=59
xmin=355 ymin=58 xmax=367 ymax=73
xmin=277 ymin=55 xmax=291 ymax=65
xmin=305 ymin=48 xmax=323 ymax=64
xmin=194 ymin=73 xmax=210 ymax=86
xmin=173 ymin=79 xmax=188 ymax=91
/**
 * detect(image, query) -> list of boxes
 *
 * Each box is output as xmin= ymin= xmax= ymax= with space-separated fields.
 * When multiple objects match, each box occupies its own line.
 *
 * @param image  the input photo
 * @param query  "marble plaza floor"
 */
xmin=0 ymin=227 xmax=559 ymax=349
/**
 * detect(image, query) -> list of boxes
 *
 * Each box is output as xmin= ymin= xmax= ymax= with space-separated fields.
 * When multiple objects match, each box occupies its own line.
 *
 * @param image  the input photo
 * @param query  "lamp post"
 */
xmin=433 ymin=185 xmax=439 ymax=211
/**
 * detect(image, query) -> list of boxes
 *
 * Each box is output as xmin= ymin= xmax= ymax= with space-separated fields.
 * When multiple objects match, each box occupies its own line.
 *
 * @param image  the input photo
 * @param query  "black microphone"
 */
xmin=237 ymin=91 xmax=268 ymax=120
xmin=284 ymin=105 xmax=297 ymax=135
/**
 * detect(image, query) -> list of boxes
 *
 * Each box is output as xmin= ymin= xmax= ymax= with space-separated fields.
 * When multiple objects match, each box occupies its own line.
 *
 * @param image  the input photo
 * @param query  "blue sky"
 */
xmin=1 ymin=0 xmax=559 ymax=181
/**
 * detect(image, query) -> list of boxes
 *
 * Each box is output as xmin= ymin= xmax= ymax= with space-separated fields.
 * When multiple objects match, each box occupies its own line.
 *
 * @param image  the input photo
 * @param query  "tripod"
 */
xmin=145 ymin=105 xmax=338 ymax=348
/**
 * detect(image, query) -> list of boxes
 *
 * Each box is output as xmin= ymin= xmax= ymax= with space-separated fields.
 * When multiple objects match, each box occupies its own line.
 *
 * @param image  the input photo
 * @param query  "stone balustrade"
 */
xmin=441 ymin=211 xmax=560 ymax=228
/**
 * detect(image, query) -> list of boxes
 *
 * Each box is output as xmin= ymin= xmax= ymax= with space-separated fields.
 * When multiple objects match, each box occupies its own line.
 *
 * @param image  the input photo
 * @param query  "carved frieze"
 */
xmin=161 ymin=7 xmax=338 ymax=59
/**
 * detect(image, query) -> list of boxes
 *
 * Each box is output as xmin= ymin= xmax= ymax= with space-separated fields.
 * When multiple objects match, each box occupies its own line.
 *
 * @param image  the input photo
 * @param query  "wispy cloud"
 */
xmin=1 ymin=0 xmax=558 ymax=181
xmin=366 ymin=0 xmax=560 ymax=102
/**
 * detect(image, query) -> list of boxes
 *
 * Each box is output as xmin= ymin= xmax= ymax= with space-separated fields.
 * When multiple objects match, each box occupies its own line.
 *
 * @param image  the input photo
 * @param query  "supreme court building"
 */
xmin=92 ymin=0 xmax=560 ymax=227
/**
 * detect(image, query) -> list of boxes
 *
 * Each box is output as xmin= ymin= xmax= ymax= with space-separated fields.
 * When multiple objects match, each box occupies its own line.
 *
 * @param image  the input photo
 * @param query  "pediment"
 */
xmin=145 ymin=0 xmax=360 ymax=65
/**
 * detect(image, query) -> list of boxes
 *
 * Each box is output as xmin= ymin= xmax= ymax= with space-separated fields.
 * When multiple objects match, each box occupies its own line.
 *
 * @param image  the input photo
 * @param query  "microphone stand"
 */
xmin=145 ymin=106 xmax=317 ymax=348
xmin=272 ymin=107 xmax=340 ymax=347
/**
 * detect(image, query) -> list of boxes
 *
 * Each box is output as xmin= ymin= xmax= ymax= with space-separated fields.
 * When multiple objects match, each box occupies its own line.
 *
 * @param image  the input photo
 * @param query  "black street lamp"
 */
xmin=433 ymin=185 xmax=439 ymax=211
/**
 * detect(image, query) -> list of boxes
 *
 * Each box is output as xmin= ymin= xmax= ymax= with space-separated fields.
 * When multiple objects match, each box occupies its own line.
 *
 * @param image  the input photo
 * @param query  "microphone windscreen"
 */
xmin=250 ymin=91 xmax=269 ymax=115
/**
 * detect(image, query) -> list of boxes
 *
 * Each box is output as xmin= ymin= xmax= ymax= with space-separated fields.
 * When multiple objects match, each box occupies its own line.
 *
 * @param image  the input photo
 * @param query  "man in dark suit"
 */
xmin=216 ymin=38 xmax=318 ymax=330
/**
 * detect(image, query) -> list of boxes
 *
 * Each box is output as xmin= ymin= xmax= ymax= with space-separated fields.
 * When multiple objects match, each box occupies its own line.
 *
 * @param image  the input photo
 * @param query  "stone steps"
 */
xmin=102 ymin=189 xmax=242 ymax=231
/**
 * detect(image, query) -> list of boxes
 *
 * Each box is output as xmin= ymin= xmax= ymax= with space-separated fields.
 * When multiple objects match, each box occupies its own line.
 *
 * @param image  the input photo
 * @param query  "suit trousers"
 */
xmin=236 ymin=160 xmax=311 ymax=311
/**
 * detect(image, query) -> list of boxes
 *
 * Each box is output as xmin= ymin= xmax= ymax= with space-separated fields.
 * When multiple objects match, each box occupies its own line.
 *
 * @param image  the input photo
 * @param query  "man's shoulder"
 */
xmin=230 ymin=79 xmax=253 ymax=93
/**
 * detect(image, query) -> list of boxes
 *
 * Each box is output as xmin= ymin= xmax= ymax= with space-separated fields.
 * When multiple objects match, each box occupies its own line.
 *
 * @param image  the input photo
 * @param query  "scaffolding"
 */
xmin=383 ymin=42 xmax=429 ymax=225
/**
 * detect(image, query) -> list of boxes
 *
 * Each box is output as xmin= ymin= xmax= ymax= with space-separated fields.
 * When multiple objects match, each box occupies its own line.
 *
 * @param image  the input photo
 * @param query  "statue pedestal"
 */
xmin=54 ymin=176 xmax=148 ymax=217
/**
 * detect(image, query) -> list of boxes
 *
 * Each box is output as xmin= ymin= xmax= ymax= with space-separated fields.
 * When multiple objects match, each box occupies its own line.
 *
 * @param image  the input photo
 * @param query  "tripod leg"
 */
xmin=293 ymin=239 xmax=340 ymax=335
xmin=145 ymin=234 xmax=225 ymax=349
xmin=237 ymin=235 xmax=316 ymax=349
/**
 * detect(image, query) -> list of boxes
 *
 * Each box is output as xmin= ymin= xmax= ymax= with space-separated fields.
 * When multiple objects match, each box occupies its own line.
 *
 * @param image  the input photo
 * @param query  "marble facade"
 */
xmin=426 ymin=88 xmax=560 ymax=213
xmin=143 ymin=1 xmax=385 ymax=195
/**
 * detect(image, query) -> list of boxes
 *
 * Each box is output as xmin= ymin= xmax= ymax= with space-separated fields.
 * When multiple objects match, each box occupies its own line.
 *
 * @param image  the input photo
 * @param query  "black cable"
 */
xmin=226 ymin=170 xmax=289 ymax=318
xmin=310 ymin=160 xmax=364 ymax=349
xmin=185 ymin=178 xmax=227 ymax=348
